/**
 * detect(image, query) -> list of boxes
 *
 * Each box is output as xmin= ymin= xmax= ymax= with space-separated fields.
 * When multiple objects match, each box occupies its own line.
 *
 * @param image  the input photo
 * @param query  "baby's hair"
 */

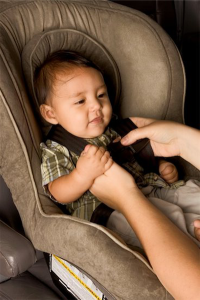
xmin=34 ymin=50 xmax=101 ymax=105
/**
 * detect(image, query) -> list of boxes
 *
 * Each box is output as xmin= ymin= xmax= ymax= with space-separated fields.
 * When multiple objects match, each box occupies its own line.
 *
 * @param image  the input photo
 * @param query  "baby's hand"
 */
xmin=194 ymin=220 xmax=200 ymax=242
xmin=76 ymin=145 xmax=113 ymax=182
xmin=159 ymin=159 xmax=178 ymax=183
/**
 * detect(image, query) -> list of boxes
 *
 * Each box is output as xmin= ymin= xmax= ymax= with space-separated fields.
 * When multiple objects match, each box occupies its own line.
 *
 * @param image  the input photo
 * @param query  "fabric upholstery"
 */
xmin=110 ymin=0 xmax=178 ymax=43
xmin=0 ymin=0 xmax=185 ymax=122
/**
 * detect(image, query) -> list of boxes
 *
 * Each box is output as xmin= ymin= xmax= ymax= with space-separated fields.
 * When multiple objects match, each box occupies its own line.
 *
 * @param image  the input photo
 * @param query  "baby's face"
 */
xmin=48 ymin=67 xmax=112 ymax=138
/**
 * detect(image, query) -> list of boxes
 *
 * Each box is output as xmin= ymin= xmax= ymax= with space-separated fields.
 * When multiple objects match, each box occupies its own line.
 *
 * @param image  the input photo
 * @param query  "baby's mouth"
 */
xmin=89 ymin=116 xmax=103 ymax=124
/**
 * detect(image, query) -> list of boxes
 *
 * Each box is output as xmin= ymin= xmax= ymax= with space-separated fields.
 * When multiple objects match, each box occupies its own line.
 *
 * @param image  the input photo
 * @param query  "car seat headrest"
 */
xmin=22 ymin=28 xmax=121 ymax=131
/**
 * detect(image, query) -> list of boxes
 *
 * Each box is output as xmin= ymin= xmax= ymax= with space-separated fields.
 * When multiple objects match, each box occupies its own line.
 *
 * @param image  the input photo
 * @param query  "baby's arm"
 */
xmin=158 ymin=159 xmax=178 ymax=183
xmin=48 ymin=145 xmax=112 ymax=203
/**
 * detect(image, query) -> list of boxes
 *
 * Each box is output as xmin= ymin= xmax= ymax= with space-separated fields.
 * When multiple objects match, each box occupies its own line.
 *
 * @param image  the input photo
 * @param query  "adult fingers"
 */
xmin=121 ymin=117 xmax=156 ymax=146
xmin=121 ymin=125 xmax=152 ymax=145
xmin=130 ymin=117 xmax=155 ymax=128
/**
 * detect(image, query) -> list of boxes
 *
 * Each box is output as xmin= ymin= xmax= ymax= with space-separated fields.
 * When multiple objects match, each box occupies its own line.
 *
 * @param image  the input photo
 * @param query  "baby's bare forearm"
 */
xmin=48 ymin=169 xmax=93 ymax=204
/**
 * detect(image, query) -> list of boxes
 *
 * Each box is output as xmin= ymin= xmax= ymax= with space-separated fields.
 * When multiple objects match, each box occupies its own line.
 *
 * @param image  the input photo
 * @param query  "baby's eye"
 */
xmin=75 ymin=99 xmax=85 ymax=105
xmin=98 ymin=93 xmax=107 ymax=98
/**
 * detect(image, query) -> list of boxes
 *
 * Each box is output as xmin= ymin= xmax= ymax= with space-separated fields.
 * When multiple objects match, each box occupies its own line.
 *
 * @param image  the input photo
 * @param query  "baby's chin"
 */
xmin=87 ymin=123 xmax=109 ymax=137
xmin=81 ymin=127 xmax=106 ymax=139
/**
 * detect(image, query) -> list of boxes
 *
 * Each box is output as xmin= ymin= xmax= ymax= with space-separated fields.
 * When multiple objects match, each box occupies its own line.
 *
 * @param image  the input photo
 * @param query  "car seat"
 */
xmin=110 ymin=0 xmax=179 ymax=46
xmin=0 ymin=175 xmax=67 ymax=299
xmin=1 ymin=1 xmax=200 ymax=299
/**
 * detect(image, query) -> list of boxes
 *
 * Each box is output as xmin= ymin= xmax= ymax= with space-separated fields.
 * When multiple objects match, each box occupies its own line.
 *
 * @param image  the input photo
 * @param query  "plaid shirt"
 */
xmin=40 ymin=127 xmax=184 ymax=221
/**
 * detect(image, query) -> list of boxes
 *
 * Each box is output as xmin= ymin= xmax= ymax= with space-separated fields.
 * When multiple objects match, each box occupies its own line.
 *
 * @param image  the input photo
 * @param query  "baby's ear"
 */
xmin=39 ymin=104 xmax=58 ymax=125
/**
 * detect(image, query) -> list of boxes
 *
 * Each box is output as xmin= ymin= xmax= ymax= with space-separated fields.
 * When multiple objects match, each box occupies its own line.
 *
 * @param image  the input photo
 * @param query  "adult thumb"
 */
xmin=121 ymin=127 xmax=149 ymax=146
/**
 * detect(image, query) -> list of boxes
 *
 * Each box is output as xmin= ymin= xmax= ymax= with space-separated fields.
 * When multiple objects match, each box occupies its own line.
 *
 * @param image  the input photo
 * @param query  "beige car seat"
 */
xmin=1 ymin=0 xmax=199 ymax=299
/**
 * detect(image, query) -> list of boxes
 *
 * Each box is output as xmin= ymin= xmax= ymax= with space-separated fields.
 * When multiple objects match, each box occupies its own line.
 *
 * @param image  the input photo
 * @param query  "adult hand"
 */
xmin=121 ymin=118 xmax=182 ymax=158
xmin=90 ymin=162 xmax=139 ymax=213
xmin=121 ymin=117 xmax=200 ymax=170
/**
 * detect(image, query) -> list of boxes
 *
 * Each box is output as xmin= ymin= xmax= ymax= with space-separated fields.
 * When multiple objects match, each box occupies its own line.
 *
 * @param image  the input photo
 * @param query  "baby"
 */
xmin=35 ymin=50 xmax=200 ymax=247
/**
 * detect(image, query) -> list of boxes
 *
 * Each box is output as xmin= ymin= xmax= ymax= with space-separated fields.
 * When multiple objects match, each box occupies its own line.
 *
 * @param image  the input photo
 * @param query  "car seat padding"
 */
xmin=1 ymin=1 xmax=187 ymax=298
xmin=22 ymin=28 xmax=121 ymax=135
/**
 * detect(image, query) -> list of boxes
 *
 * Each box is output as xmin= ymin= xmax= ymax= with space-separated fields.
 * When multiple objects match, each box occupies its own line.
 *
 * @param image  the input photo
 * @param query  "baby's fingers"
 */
xmin=96 ymin=147 xmax=106 ymax=159
xmin=101 ymin=150 xmax=111 ymax=164
xmin=81 ymin=144 xmax=98 ymax=156
xmin=194 ymin=219 xmax=200 ymax=241
xmin=104 ymin=157 xmax=113 ymax=171
xmin=100 ymin=150 xmax=113 ymax=171
xmin=161 ymin=166 xmax=178 ymax=183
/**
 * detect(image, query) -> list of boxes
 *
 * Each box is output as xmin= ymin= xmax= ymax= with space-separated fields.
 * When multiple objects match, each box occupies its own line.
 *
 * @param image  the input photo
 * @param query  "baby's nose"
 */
xmin=90 ymin=98 xmax=101 ymax=110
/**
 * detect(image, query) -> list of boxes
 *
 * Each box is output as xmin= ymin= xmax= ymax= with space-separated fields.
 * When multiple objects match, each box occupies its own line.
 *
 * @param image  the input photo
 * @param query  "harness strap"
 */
xmin=46 ymin=118 xmax=158 ymax=225
xmin=46 ymin=118 xmax=157 ymax=172
xmin=108 ymin=118 xmax=157 ymax=172
xmin=46 ymin=124 xmax=88 ymax=155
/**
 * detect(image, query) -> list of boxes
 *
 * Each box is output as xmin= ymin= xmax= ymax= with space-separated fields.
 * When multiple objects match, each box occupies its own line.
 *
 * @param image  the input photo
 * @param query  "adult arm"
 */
xmin=121 ymin=118 xmax=200 ymax=170
xmin=90 ymin=163 xmax=200 ymax=300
